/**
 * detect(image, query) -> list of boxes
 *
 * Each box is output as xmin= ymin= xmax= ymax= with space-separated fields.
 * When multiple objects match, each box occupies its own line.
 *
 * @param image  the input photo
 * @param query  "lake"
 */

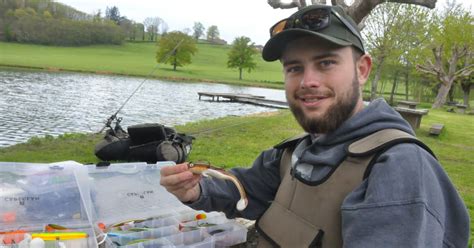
xmin=0 ymin=70 xmax=286 ymax=147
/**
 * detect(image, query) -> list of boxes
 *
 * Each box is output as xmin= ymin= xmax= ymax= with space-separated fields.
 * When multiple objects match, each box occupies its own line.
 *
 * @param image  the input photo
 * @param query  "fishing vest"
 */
xmin=256 ymin=129 xmax=434 ymax=248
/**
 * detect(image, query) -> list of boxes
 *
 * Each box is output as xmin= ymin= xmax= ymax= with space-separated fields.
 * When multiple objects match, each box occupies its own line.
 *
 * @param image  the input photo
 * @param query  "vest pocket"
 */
xmin=257 ymin=201 xmax=323 ymax=247
xmin=309 ymin=229 xmax=324 ymax=248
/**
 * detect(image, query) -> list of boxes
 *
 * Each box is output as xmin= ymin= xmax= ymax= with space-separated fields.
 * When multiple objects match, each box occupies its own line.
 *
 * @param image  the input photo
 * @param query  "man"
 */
xmin=160 ymin=5 xmax=470 ymax=247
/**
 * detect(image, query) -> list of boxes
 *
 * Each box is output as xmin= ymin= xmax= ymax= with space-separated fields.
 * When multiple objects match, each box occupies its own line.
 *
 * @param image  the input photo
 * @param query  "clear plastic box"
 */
xmin=85 ymin=162 xmax=247 ymax=248
xmin=0 ymin=161 xmax=98 ymax=247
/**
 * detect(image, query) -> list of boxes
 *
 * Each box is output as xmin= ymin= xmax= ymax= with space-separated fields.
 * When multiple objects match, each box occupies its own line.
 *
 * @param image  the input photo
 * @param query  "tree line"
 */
xmin=0 ymin=0 xmax=229 ymax=46
xmin=0 ymin=0 xmax=125 ymax=45
xmin=362 ymin=1 xmax=473 ymax=108
xmin=0 ymin=0 xmax=174 ymax=45
xmin=2 ymin=8 xmax=125 ymax=45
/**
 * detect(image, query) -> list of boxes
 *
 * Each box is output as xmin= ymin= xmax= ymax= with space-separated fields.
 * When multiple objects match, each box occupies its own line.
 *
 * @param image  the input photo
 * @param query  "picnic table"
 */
xmin=397 ymin=100 xmax=420 ymax=109
xmin=394 ymin=107 xmax=429 ymax=129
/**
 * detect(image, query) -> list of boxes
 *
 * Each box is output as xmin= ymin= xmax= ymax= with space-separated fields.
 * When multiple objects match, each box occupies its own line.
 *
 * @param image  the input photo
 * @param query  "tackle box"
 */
xmin=0 ymin=161 xmax=98 ymax=247
xmin=85 ymin=162 xmax=247 ymax=248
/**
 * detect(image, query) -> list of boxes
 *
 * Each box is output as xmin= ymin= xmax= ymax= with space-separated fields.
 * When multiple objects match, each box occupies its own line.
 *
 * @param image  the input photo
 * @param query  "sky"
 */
xmin=58 ymin=0 xmax=473 ymax=46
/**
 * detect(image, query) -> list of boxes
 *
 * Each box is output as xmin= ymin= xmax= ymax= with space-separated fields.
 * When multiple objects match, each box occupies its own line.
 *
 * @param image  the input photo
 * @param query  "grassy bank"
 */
xmin=0 ymin=41 xmax=285 ymax=88
xmin=0 ymin=108 xmax=472 ymax=243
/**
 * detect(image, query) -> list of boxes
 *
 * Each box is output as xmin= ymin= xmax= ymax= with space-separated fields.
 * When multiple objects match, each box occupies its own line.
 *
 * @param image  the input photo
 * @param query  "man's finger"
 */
xmin=165 ymin=174 xmax=200 ymax=191
xmin=160 ymin=163 xmax=189 ymax=176
xmin=160 ymin=170 xmax=193 ymax=187
xmin=182 ymin=176 xmax=201 ymax=190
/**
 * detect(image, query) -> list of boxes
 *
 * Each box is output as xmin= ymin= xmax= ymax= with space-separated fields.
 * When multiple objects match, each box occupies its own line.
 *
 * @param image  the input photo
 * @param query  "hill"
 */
xmin=0 ymin=41 xmax=285 ymax=88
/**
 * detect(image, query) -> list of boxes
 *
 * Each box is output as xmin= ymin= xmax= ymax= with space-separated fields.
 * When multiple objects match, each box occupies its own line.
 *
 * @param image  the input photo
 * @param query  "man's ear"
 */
xmin=356 ymin=54 xmax=372 ymax=86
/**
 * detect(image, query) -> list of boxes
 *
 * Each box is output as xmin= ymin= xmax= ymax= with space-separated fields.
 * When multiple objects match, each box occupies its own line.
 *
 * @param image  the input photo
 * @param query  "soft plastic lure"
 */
xmin=187 ymin=162 xmax=248 ymax=211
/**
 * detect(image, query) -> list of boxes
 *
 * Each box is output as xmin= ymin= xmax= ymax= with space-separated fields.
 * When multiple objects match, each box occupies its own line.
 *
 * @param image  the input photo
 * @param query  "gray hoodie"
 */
xmin=187 ymin=98 xmax=470 ymax=247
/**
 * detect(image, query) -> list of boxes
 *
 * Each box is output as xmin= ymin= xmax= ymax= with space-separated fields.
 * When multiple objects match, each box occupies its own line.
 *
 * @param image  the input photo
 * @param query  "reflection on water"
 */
xmin=0 ymin=70 xmax=285 ymax=147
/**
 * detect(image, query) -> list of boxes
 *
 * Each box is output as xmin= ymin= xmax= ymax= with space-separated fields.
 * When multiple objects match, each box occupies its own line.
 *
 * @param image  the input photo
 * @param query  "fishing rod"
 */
xmin=98 ymin=40 xmax=184 ymax=133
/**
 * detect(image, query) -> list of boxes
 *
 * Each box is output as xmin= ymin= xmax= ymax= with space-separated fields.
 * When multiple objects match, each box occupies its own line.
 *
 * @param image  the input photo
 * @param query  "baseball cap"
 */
xmin=262 ymin=5 xmax=365 ymax=61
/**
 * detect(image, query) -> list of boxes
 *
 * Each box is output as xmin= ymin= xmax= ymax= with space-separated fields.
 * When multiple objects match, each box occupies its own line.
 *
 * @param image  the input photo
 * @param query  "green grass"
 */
xmin=0 ymin=41 xmax=284 ymax=88
xmin=0 ymin=108 xmax=472 ymax=244
xmin=416 ymin=109 xmax=474 ymax=236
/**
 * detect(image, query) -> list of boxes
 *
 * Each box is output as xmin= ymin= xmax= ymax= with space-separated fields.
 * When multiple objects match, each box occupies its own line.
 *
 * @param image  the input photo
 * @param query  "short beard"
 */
xmin=289 ymin=77 xmax=360 ymax=134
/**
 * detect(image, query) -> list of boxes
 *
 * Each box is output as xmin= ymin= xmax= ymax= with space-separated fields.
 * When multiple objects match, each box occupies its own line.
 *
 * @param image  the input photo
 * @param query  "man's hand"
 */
xmin=160 ymin=163 xmax=201 ymax=203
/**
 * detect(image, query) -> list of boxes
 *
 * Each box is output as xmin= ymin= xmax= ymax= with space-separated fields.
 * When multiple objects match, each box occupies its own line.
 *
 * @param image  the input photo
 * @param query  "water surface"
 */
xmin=0 ymin=70 xmax=286 ymax=147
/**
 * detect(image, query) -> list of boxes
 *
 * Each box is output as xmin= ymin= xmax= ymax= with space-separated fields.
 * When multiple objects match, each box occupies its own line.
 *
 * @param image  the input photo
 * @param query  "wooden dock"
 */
xmin=198 ymin=92 xmax=288 ymax=109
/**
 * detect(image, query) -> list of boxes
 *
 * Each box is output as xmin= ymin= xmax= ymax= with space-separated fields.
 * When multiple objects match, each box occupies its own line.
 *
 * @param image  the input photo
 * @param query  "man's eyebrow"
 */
xmin=311 ymin=52 xmax=341 ymax=61
xmin=282 ymin=59 xmax=300 ymax=67
xmin=282 ymin=51 xmax=342 ymax=67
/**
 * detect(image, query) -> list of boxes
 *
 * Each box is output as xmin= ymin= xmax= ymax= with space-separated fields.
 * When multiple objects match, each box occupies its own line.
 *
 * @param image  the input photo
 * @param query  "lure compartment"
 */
xmin=85 ymin=162 xmax=247 ymax=248
xmin=0 ymin=161 xmax=247 ymax=247
xmin=0 ymin=161 xmax=98 ymax=247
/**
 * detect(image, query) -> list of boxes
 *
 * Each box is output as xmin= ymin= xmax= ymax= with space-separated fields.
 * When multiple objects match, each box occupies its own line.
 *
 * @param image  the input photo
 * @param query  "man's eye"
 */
xmin=285 ymin=66 xmax=302 ymax=73
xmin=319 ymin=60 xmax=336 ymax=67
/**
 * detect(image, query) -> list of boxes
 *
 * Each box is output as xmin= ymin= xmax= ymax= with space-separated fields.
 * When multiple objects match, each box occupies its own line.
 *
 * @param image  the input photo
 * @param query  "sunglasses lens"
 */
xmin=301 ymin=9 xmax=330 ymax=30
xmin=271 ymin=19 xmax=288 ymax=37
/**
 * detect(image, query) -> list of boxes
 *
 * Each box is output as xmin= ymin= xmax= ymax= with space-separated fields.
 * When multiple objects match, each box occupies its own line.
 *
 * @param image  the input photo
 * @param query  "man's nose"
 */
xmin=300 ymin=68 xmax=322 ymax=88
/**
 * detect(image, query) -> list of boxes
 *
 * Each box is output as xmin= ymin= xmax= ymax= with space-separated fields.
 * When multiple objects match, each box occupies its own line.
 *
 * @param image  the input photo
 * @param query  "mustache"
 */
xmin=294 ymin=89 xmax=334 ymax=98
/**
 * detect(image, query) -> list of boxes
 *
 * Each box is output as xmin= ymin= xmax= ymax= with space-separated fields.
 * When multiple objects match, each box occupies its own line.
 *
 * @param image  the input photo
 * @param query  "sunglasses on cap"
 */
xmin=269 ymin=6 xmax=365 ymax=52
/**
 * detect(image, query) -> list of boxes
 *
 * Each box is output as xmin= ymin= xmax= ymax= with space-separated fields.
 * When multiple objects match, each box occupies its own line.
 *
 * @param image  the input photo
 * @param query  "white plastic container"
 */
xmin=85 ymin=162 xmax=247 ymax=247
xmin=0 ymin=161 xmax=98 ymax=247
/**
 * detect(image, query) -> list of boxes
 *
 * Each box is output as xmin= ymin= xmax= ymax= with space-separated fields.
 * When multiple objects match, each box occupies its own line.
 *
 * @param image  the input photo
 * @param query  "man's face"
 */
xmin=281 ymin=36 xmax=366 ymax=134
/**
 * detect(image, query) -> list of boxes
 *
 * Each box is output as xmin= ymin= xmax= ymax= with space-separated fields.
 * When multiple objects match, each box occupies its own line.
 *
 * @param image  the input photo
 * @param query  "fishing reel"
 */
xmin=156 ymin=133 xmax=194 ymax=164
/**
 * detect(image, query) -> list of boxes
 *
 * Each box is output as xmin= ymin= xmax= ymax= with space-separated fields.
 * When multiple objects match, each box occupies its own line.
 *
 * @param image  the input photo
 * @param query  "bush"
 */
xmin=2 ymin=13 xmax=126 ymax=46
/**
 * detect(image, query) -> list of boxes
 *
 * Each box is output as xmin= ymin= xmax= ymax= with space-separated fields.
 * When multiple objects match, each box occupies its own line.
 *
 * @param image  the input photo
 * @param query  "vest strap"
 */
xmin=279 ymin=146 xmax=294 ymax=180
xmin=274 ymin=133 xmax=309 ymax=149
xmin=347 ymin=129 xmax=434 ymax=158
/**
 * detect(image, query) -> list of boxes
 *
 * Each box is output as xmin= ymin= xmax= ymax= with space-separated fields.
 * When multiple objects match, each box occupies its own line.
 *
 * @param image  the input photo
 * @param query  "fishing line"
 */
xmin=98 ymin=39 xmax=184 ymax=133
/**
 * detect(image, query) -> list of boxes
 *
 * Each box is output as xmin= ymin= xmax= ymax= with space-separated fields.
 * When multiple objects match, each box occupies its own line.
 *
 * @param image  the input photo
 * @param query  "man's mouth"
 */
xmin=297 ymin=94 xmax=330 ymax=103
xmin=300 ymin=95 xmax=326 ymax=102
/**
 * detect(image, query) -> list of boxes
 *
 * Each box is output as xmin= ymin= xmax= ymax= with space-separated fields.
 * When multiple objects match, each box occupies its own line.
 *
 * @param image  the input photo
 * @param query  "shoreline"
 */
xmin=0 ymin=64 xmax=285 ymax=90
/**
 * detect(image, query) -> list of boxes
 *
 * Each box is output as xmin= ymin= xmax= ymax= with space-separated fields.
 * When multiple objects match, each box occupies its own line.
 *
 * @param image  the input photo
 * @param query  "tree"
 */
xmin=416 ymin=4 xmax=473 ymax=108
xmin=364 ymin=3 xmax=432 ymax=101
xmin=458 ymin=75 xmax=473 ymax=107
xmin=227 ymin=36 xmax=258 ymax=80
xmin=192 ymin=22 xmax=205 ymax=40
xmin=144 ymin=17 xmax=163 ymax=41
xmin=182 ymin=27 xmax=191 ymax=35
xmin=364 ymin=3 xmax=404 ymax=100
xmin=395 ymin=6 xmax=434 ymax=102
xmin=118 ymin=17 xmax=134 ymax=40
xmin=267 ymin=0 xmax=436 ymax=25
xmin=206 ymin=25 xmax=219 ymax=42
xmin=156 ymin=31 xmax=197 ymax=71
xmin=133 ymin=23 xmax=145 ymax=41
xmin=105 ymin=6 xmax=120 ymax=25
xmin=93 ymin=9 xmax=102 ymax=22
xmin=43 ymin=10 xmax=52 ymax=19
xmin=457 ymin=50 xmax=473 ymax=107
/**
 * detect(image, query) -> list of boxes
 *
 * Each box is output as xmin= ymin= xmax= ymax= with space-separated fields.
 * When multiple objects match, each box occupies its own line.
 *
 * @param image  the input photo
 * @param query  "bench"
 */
xmin=394 ymin=107 xmax=429 ymax=130
xmin=397 ymin=100 xmax=419 ymax=109
xmin=445 ymin=101 xmax=458 ymax=106
xmin=456 ymin=104 xmax=468 ymax=114
xmin=429 ymin=124 xmax=444 ymax=136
